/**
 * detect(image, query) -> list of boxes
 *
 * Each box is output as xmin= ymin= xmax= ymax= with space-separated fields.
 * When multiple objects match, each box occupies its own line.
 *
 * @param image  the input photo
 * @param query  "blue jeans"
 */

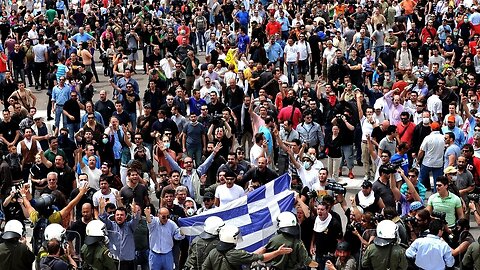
xmin=187 ymin=143 xmax=203 ymax=167
xmin=196 ymin=30 xmax=206 ymax=51
xmin=128 ymin=112 xmax=137 ymax=131
xmin=341 ymin=144 xmax=354 ymax=170
xmin=67 ymin=123 xmax=80 ymax=139
xmin=286 ymin=62 xmax=298 ymax=86
xmin=55 ymin=105 xmax=67 ymax=132
xmin=418 ymin=164 xmax=443 ymax=192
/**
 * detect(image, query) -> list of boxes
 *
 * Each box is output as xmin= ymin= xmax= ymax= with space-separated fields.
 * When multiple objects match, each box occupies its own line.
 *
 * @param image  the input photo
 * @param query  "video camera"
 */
xmin=346 ymin=222 xmax=363 ymax=232
xmin=403 ymin=216 xmax=417 ymax=224
xmin=383 ymin=160 xmax=403 ymax=174
xmin=211 ymin=114 xmax=224 ymax=127
xmin=467 ymin=193 xmax=480 ymax=203
xmin=371 ymin=213 xmax=385 ymax=223
xmin=306 ymin=179 xmax=347 ymax=200
xmin=431 ymin=211 xmax=446 ymax=223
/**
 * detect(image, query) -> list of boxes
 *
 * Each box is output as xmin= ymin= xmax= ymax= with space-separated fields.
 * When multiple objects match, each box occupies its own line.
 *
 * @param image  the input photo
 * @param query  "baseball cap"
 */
xmin=361 ymin=180 xmax=373 ymax=189
xmin=444 ymin=166 xmax=458 ymax=175
xmin=430 ymin=122 xmax=441 ymax=131
xmin=388 ymin=28 xmax=393 ymax=32
xmin=410 ymin=201 xmax=425 ymax=212
xmin=203 ymin=192 xmax=214 ymax=200
xmin=447 ymin=115 xmax=455 ymax=122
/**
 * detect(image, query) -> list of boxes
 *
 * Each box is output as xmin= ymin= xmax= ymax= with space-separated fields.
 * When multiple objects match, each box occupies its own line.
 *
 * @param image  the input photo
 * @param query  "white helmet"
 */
xmin=217 ymin=225 xmax=242 ymax=251
xmin=200 ymin=216 xmax=225 ymax=239
xmin=44 ymin=223 xmax=66 ymax=241
xmin=277 ymin=211 xmax=299 ymax=236
xmin=374 ymin=220 xmax=398 ymax=246
xmin=85 ymin=220 xmax=108 ymax=245
xmin=2 ymin=220 xmax=23 ymax=240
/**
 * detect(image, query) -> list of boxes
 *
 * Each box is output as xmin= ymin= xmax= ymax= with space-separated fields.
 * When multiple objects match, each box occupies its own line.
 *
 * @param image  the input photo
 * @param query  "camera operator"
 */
xmin=2 ymin=186 xmax=29 ymax=226
xmin=391 ymin=168 xmax=422 ymax=217
xmin=449 ymin=218 xmax=474 ymax=261
xmin=372 ymin=164 xmax=396 ymax=208
xmin=325 ymin=242 xmax=357 ymax=270
xmin=341 ymin=197 xmax=364 ymax=260
xmin=407 ymin=209 xmax=432 ymax=242
xmin=468 ymin=199 xmax=480 ymax=225
xmin=403 ymin=202 xmax=425 ymax=243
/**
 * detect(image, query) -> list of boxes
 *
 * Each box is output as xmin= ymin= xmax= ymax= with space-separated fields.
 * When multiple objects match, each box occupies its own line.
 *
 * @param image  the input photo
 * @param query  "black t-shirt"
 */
xmin=147 ymin=53 xmax=162 ymax=67
xmin=63 ymin=98 xmax=81 ymax=124
xmin=78 ymin=71 xmax=94 ymax=91
xmin=120 ymin=183 xmax=149 ymax=210
xmin=164 ymin=38 xmax=179 ymax=55
xmin=112 ymin=110 xmax=131 ymax=127
xmin=371 ymin=126 xmax=387 ymax=145
xmin=67 ymin=219 xmax=88 ymax=246
xmin=0 ymin=120 xmax=19 ymax=142
xmin=9 ymin=50 xmax=26 ymax=68
xmin=314 ymin=217 xmax=342 ymax=255
xmin=95 ymin=100 xmax=115 ymax=124
xmin=121 ymin=92 xmax=140 ymax=113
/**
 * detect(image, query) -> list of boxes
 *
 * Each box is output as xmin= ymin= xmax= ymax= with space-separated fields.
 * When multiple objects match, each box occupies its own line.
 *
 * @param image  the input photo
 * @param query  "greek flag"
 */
xmin=178 ymin=174 xmax=295 ymax=252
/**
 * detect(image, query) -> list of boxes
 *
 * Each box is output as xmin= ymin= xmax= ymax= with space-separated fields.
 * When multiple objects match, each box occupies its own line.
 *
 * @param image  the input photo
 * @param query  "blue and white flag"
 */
xmin=178 ymin=174 xmax=295 ymax=252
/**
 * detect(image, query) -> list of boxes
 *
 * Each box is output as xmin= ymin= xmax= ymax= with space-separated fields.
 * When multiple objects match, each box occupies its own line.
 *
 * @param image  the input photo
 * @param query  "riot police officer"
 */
xmin=260 ymin=211 xmax=318 ymax=269
xmin=0 ymin=219 xmax=35 ymax=270
xmin=361 ymin=220 xmax=408 ymax=270
xmin=184 ymin=216 xmax=225 ymax=270
xmin=81 ymin=219 xmax=116 ymax=270
xmin=202 ymin=224 xmax=293 ymax=270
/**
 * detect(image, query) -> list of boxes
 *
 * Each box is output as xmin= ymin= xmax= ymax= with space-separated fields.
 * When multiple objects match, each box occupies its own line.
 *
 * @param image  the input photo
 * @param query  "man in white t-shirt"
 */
xmin=77 ymin=149 xmax=102 ymax=190
xmin=250 ymin=133 xmax=268 ymax=166
xmin=284 ymin=38 xmax=300 ymax=86
xmin=214 ymin=170 xmax=245 ymax=206
xmin=357 ymin=93 xmax=379 ymax=181
xmin=92 ymin=176 xmax=119 ymax=217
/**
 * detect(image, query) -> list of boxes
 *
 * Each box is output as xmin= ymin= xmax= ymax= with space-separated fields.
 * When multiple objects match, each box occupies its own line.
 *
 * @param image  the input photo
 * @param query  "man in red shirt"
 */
xmin=266 ymin=16 xmax=281 ymax=37
xmin=277 ymin=98 xmax=302 ymax=128
xmin=462 ymin=144 xmax=480 ymax=188
xmin=396 ymin=111 xmax=415 ymax=148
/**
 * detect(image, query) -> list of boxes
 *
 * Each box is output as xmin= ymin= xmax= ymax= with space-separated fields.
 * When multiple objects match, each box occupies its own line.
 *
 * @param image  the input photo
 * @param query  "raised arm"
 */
xmin=59 ymin=183 xmax=89 ymax=219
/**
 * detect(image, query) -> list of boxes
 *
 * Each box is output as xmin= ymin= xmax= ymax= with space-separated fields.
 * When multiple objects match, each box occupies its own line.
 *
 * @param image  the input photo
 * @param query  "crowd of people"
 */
xmin=3 ymin=0 xmax=480 ymax=269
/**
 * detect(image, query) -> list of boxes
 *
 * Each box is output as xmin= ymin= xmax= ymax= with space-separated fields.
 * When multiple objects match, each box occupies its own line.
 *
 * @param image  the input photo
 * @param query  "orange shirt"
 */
xmin=400 ymin=0 xmax=415 ymax=15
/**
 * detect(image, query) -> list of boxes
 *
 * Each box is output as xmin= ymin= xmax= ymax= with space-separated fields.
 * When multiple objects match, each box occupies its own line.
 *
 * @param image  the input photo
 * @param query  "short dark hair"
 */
xmin=436 ymin=176 xmax=449 ymax=186
xmin=254 ymin=133 xmax=264 ymax=143
xmin=387 ymin=125 xmax=397 ymax=134
xmin=429 ymin=219 xmax=444 ymax=235
xmin=47 ymin=239 xmax=61 ymax=255
xmin=445 ymin=131 xmax=455 ymax=141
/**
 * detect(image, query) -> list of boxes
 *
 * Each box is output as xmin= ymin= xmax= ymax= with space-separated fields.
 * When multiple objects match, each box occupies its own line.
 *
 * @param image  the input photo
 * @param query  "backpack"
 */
xmin=195 ymin=16 xmax=206 ymax=31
